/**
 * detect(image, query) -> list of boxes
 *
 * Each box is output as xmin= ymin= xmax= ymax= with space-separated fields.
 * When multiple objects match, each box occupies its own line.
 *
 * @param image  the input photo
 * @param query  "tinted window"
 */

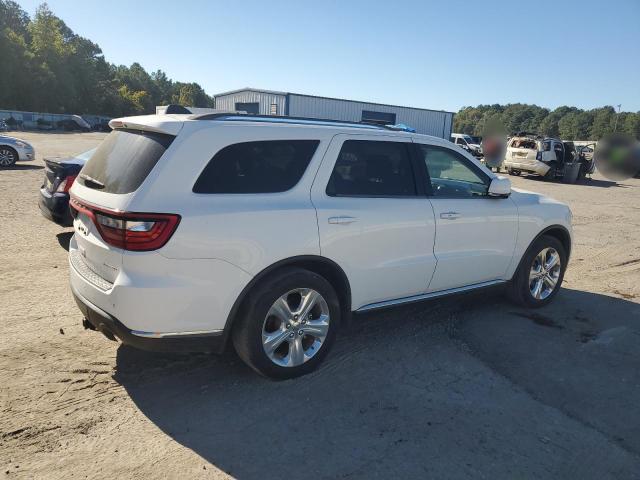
xmin=193 ymin=140 xmax=319 ymax=194
xmin=419 ymin=145 xmax=488 ymax=198
xmin=78 ymin=129 xmax=174 ymax=194
xmin=326 ymin=140 xmax=416 ymax=197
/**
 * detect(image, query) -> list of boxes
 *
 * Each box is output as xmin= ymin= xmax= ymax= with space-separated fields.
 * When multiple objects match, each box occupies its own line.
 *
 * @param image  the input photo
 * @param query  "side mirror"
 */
xmin=488 ymin=176 xmax=511 ymax=197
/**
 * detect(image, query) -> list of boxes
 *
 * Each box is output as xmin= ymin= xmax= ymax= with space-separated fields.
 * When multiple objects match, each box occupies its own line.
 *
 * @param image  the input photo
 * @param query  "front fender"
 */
xmin=505 ymin=189 xmax=572 ymax=279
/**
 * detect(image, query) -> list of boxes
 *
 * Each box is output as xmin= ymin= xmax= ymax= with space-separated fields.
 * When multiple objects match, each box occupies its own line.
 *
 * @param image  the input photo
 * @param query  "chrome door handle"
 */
xmin=328 ymin=216 xmax=357 ymax=225
xmin=440 ymin=212 xmax=461 ymax=220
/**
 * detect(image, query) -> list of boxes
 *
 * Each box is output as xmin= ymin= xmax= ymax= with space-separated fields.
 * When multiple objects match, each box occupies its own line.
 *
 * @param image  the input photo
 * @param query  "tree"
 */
xmin=590 ymin=107 xmax=616 ymax=139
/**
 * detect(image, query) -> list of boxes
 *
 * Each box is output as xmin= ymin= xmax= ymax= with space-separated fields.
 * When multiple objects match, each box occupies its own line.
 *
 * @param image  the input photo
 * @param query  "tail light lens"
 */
xmin=56 ymin=175 xmax=77 ymax=193
xmin=70 ymin=197 xmax=180 ymax=251
xmin=536 ymin=151 xmax=542 ymax=161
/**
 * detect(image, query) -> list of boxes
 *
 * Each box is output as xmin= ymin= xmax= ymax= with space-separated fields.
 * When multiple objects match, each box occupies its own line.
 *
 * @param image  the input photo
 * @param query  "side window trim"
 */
xmin=325 ymin=139 xmax=422 ymax=199
xmin=415 ymin=142 xmax=492 ymax=199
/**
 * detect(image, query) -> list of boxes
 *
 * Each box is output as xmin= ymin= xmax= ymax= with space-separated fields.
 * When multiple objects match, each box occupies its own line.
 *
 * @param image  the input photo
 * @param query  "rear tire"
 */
xmin=507 ymin=235 xmax=567 ymax=308
xmin=232 ymin=267 xmax=341 ymax=379
xmin=0 ymin=146 xmax=17 ymax=168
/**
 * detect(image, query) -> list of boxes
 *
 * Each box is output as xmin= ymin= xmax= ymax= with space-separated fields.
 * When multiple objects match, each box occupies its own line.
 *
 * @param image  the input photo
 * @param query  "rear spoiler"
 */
xmin=108 ymin=115 xmax=184 ymax=136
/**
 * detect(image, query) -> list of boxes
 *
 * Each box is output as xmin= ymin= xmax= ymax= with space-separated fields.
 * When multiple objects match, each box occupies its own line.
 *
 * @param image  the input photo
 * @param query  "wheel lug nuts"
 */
xmin=298 ymin=330 xmax=304 ymax=336
xmin=286 ymin=323 xmax=291 ymax=329
xmin=289 ymin=333 xmax=294 ymax=338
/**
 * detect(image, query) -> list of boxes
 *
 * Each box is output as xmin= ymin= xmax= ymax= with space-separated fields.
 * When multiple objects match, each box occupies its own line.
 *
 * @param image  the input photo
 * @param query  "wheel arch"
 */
xmin=223 ymin=255 xmax=352 ymax=340
xmin=511 ymin=224 xmax=572 ymax=281
xmin=537 ymin=225 xmax=572 ymax=260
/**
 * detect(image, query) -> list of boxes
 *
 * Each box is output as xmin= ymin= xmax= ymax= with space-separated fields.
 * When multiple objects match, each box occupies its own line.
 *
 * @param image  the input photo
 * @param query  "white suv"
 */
xmin=69 ymin=114 xmax=572 ymax=378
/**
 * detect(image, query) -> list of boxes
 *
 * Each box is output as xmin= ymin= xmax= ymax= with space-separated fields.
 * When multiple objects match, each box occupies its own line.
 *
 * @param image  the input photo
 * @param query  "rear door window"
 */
xmin=326 ymin=140 xmax=417 ymax=197
xmin=193 ymin=140 xmax=319 ymax=194
xmin=77 ymin=129 xmax=174 ymax=194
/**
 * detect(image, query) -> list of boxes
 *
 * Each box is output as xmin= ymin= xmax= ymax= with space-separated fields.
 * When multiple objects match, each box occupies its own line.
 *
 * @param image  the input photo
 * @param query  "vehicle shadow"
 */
xmin=57 ymin=231 xmax=73 ymax=251
xmin=1 ymin=164 xmax=44 ymax=171
xmin=113 ymin=288 xmax=640 ymax=478
xmin=519 ymin=174 xmax=627 ymax=188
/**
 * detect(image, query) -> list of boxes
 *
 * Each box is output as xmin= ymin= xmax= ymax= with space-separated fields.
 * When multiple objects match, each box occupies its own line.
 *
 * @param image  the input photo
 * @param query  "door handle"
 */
xmin=328 ymin=216 xmax=357 ymax=225
xmin=440 ymin=212 xmax=461 ymax=220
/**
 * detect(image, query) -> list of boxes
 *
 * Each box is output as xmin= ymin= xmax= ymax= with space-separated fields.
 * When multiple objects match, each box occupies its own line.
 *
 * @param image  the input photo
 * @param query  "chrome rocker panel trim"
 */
xmin=356 ymin=280 xmax=505 ymax=312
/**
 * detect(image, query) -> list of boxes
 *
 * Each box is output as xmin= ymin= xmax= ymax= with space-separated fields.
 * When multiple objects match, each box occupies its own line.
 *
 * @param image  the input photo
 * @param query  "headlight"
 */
xmin=15 ymin=141 xmax=26 ymax=148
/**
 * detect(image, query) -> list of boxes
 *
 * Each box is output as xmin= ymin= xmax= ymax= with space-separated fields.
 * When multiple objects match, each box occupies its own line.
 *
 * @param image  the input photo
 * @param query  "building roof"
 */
xmin=214 ymin=87 xmax=455 ymax=115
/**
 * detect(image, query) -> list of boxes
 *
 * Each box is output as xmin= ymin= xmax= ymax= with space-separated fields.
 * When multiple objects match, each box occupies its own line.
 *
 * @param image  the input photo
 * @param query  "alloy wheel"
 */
xmin=0 ymin=148 xmax=16 ymax=166
xmin=262 ymin=288 xmax=330 ymax=367
xmin=529 ymin=247 xmax=561 ymax=300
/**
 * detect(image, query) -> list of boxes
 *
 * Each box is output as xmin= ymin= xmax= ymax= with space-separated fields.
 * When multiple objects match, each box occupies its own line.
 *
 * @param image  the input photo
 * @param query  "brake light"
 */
xmin=536 ymin=151 xmax=542 ymax=161
xmin=69 ymin=198 xmax=180 ymax=251
xmin=56 ymin=175 xmax=77 ymax=193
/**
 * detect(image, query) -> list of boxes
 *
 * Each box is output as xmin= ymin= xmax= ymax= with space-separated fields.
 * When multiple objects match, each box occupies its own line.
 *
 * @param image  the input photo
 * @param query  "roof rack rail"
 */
xmin=190 ymin=113 xmax=407 ymax=131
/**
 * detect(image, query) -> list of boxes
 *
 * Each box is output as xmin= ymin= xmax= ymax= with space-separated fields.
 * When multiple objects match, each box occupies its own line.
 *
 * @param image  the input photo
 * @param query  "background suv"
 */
xmin=69 ymin=114 xmax=572 ymax=378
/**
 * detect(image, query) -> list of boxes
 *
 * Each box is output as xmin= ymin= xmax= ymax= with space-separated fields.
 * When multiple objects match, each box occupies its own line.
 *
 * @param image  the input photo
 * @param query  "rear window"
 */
xmin=510 ymin=138 xmax=537 ymax=150
xmin=193 ymin=140 xmax=319 ymax=194
xmin=77 ymin=129 xmax=174 ymax=194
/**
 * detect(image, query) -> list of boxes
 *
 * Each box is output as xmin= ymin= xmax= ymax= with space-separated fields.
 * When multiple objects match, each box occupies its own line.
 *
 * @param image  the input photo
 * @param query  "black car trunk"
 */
xmin=43 ymin=158 xmax=83 ymax=193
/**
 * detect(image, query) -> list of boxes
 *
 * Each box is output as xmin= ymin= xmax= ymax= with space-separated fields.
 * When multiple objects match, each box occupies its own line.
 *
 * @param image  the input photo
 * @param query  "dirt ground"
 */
xmin=1 ymin=132 xmax=639 ymax=479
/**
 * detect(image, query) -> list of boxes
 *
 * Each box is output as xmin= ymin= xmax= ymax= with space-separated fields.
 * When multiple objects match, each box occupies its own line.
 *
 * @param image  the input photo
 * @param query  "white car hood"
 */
xmin=510 ymin=187 xmax=568 ymax=208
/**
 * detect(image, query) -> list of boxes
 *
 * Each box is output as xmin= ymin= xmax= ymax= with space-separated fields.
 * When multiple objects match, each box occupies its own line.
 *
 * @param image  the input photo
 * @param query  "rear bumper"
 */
xmin=72 ymin=286 xmax=227 ymax=353
xmin=504 ymin=159 xmax=550 ymax=176
xmin=68 ymin=234 xmax=251 ymax=353
xmin=39 ymin=189 xmax=73 ymax=226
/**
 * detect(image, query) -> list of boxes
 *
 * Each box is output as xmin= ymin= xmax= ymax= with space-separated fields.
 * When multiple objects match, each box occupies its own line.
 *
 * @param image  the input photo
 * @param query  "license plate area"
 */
xmin=75 ymin=212 xmax=92 ymax=238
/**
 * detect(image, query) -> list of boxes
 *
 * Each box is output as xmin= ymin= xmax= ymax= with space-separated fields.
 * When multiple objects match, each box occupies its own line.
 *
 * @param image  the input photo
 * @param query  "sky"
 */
xmin=16 ymin=0 xmax=640 ymax=113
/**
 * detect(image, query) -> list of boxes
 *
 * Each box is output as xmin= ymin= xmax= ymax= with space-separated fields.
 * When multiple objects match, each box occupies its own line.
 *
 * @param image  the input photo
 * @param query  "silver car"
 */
xmin=0 ymin=135 xmax=35 ymax=168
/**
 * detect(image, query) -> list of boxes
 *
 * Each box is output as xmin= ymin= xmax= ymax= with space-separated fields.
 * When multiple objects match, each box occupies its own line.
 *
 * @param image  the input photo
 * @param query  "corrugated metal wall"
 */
xmin=288 ymin=94 xmax=453 ymax=138
xmin=214 ymin=91 xmax=287 ymax=116
xmin=213 ymin=90 xmax=454 ymax=139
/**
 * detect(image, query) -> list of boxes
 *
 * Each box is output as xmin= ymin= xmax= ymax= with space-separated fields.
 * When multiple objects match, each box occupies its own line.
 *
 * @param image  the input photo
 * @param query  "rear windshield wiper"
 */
xmin=79 ymin=173 xmax=105 ymax=190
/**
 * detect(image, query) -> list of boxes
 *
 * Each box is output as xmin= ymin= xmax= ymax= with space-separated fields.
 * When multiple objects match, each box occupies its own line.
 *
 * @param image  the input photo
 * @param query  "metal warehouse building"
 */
xmin=213 ymin=88 xmax=454 ymax=139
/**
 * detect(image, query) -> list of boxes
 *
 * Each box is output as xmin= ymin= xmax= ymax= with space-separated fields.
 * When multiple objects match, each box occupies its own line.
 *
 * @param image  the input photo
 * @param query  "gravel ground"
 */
xmin=1 ymin=132 xmax=639 ymax=479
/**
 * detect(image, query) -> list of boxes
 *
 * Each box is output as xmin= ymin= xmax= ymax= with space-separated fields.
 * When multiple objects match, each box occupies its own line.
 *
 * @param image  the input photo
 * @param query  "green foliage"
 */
xmin=454 ymin=105 xmax=637 ymax=141
xmin=0 ymin=1 xmax=214 ymax=116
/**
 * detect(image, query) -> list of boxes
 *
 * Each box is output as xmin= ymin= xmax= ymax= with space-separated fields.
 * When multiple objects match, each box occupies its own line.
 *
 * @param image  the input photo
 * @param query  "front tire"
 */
xmin=507 ymin=235 xmax=567 ymax=308
xmin=0 ymin=146 xmax=17 ymax=168
xmin=232 ymin=268 xmax=340 ymax=379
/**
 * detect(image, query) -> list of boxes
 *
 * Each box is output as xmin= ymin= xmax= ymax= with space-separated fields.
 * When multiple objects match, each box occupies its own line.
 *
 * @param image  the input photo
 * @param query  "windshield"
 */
xmin=77 ymin=129 xmax=174 ymax=193
xmin=463 ymin=135 xmax=475 ymax=144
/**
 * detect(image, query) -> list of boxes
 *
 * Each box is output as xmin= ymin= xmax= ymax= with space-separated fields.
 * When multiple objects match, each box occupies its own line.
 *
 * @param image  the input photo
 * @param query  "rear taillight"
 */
xmin=69 ymin=198 xmax=180 ymax=251
xmin=536 ymin=151 xmax=542 ymax=161
xmin=56 ymin=175 xmax=77 ymax=193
